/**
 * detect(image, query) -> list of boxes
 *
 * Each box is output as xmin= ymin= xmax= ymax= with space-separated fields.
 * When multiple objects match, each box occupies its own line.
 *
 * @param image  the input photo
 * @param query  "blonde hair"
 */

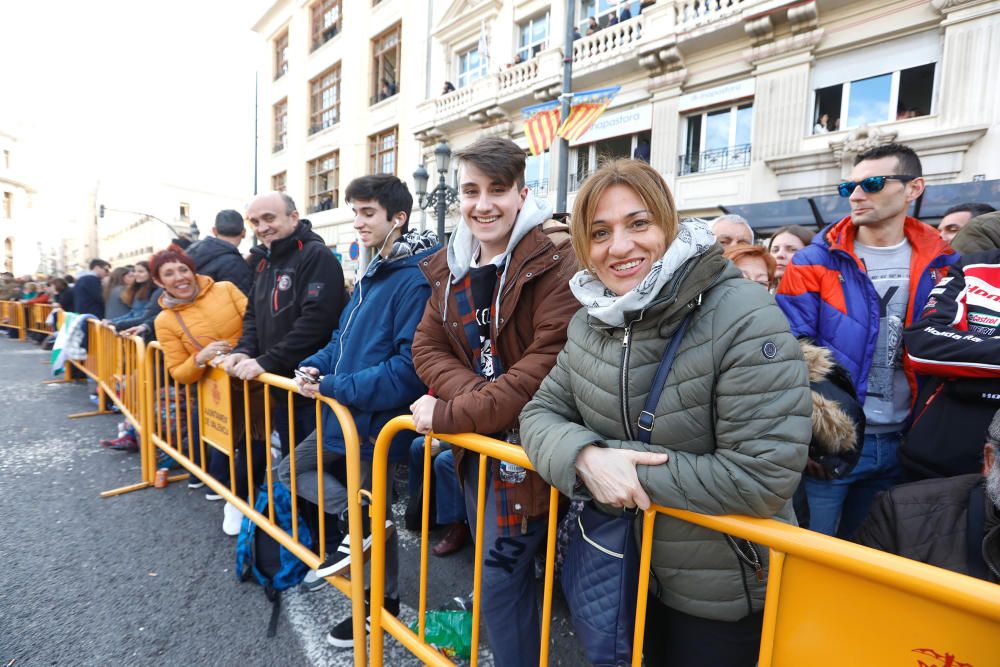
xmin=570 ymin=159 xmax=679 ymax=269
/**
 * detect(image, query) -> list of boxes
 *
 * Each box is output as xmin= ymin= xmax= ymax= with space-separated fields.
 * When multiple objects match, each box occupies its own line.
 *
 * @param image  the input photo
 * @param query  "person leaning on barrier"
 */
xmin=519 ymin=159 xmax=812 ymax=667
xmin=276 ymin=174 xmax=439 ymax=648
xmin=409 ymin=136 xmax=578 ymax=667
xmin=900 ymin=211 xmax=1000 ymax=481
xmin=149 ymin=245 xmax=266 ymax=536
xmin=854 ymin=408 xmax=1000 ymax=583
xmin=222 ymin=191 xmax=345 ymax=457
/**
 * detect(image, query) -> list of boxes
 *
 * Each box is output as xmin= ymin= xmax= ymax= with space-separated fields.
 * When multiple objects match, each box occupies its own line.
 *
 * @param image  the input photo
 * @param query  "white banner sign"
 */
xmin=569 ymin=105 xmax=652 ymax=147
xmin=678 ymin=78 xmax=755 ymax=113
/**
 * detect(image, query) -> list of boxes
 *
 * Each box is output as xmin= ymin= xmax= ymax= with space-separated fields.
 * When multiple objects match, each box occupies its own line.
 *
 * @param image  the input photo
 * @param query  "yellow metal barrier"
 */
xmin=368 ymin=416 xmax=560 ymax=667
xmin=66 ymin=319 xmax=117 ymax=418
xmin=26 ymin=302 xmax=57 ymax=336
xmin=639 ymin=506 xmax=1000 ymax=666
xmin=368 ymin=417 xmax=1000 ymax=666
xmin=0 ymin=300 xmax=26 ymax=340
xmin=133 ymin=342 xmax=371 ymax=666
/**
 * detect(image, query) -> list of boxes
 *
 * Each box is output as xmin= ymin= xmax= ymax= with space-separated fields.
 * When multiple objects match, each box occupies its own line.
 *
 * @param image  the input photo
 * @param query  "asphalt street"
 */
xmin=0 ymin=335 xmax=586 ymax=667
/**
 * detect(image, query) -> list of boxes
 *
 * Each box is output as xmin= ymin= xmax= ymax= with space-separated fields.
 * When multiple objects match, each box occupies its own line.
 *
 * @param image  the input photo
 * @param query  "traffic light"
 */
xmin=99 ymin=205 xmax=105 ymax=218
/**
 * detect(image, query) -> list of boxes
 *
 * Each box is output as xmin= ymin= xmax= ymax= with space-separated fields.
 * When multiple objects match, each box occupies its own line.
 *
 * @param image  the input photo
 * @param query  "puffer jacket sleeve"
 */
xmin=431 ymin=256 xmax=579 ymax=435
xmin=520 ymin=340 xmax=608 ymax=497
xmin=154 ymin=311 xmax=203 ymax=385
xmin=325 ymin=276 xmax=430 ymax=411
xmin=630 ymin=287 xmax=811 ymax=517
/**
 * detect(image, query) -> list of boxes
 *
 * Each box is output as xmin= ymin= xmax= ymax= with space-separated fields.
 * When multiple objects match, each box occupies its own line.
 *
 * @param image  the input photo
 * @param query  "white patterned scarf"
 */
xmin=569 ymin=219 xmax=716 ymax=327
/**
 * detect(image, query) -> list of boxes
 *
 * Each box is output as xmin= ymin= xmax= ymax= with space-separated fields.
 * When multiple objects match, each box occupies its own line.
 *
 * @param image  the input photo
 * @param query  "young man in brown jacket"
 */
xmin=410 ymin=136 xmax=577 ymax=666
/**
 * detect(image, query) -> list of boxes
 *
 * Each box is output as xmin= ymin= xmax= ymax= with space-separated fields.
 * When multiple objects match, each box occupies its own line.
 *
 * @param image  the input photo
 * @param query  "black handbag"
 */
xmin=561 ymin=312 xmax=693 ymax=667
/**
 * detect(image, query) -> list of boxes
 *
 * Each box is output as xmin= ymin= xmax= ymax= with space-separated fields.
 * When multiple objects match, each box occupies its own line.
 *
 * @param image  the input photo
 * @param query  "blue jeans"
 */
xmin=407 ymin=437 xmax=466 ymax=525
xmin=804 ymin=431 xmax=903 ymax=538
xmin=462 ymin=454 xmax=547 ymax=667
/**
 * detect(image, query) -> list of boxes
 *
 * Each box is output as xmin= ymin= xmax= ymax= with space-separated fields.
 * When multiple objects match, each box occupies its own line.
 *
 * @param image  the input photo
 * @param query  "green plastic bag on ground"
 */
xmin=408 ymin=610 xmax=473 ymax=660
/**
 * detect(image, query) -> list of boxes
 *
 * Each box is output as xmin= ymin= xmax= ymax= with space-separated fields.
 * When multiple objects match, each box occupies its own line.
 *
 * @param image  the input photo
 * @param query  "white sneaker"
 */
xmin=222 ymin=501 xmax=243 ymax=536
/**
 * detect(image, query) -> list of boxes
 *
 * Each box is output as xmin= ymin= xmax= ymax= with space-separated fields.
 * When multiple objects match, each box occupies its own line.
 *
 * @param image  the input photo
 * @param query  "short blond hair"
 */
xmin=570 ymin=159 xmax=679 ymax=268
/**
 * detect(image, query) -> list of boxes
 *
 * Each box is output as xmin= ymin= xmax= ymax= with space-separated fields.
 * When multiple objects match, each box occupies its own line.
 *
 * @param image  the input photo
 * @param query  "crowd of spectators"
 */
xmin=6 ymin=137 xmax=999 ymax=666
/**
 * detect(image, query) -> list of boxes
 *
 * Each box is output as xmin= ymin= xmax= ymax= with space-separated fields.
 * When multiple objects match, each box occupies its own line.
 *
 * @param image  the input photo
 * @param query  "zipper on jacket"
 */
xmin=620 ymin=324 xmax=634 ymax=440
xmin=725 ymin=535 xmax=762 ymax=616
xmin=725 ymin=535 xmax=764 ymax=582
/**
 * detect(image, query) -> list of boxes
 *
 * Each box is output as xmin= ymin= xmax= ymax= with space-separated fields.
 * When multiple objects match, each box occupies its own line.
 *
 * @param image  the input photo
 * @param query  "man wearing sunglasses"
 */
xmin=777 ymin=142 xmax=959 ymax=538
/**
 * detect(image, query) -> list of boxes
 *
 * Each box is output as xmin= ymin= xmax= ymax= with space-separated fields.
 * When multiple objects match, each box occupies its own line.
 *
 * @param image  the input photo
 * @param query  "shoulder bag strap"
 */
xmin=171 ymin=310 xmax=204 ymax=351
xmin=637 ymin=310 xmax=694 ymax=444
xmin=966 ymin=481 xmax=988 ymax=580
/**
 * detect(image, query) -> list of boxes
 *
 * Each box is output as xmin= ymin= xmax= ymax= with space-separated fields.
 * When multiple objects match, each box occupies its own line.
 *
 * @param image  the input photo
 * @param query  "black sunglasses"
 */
xmin=838 ymin=175 xmax=917 ymax=197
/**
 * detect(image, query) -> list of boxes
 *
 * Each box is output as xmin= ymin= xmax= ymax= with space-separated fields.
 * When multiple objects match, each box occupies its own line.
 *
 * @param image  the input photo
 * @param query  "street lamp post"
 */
xmin=413 ymin=141 xmax=458 ymax=242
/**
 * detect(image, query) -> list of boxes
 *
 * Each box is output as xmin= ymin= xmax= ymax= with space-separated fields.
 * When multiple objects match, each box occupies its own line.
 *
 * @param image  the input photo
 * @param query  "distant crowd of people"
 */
xmin=7 ymin=136 xmax=998 ymax=666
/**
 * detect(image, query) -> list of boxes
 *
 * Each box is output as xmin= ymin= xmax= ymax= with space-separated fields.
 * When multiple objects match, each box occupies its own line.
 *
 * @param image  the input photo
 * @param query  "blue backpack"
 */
xmin=236 ymin=482 xmax=312 ymax=637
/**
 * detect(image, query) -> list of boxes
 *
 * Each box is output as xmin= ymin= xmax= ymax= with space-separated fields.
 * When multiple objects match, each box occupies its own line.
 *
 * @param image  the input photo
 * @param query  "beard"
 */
xmin=987 ymin=449 xmax=1000 ymax=509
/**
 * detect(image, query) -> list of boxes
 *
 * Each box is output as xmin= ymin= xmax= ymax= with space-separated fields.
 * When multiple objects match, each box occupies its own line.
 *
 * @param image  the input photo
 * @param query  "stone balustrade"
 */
xmin=497 ymin=58 xmax=540 ymax=95
xmin=674 ymin=0 xmax=750 ymax=30
xmin=572 ymin=15 xmax=644 ymax=68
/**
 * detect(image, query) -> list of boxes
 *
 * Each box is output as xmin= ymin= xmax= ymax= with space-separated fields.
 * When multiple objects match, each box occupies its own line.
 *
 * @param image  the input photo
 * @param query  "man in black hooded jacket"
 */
xmin=185 ymin=209 xmax=252 ymax=295
xmin=222 ymin=191 xmax=345 ymax=455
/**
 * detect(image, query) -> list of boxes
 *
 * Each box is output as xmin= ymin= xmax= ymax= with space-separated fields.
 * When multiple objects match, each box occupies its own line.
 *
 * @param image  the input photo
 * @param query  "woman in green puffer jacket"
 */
xmin=519 ymin=160 xmax=812 ymax=666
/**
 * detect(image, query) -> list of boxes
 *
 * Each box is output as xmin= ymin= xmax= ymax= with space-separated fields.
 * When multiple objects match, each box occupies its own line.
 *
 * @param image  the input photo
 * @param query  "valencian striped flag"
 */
xmin=557 ymin=86 xmax=621 ymax=142
xmin=521 ymin=100 xmax=561 ymax=156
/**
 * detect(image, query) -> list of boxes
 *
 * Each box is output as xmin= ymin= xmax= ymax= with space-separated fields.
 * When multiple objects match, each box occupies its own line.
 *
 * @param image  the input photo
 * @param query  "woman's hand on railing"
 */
xmin=574 ymin=445 xmax=669 ymax=510
xmin=194 ymin=340 xmax=232 ymax=367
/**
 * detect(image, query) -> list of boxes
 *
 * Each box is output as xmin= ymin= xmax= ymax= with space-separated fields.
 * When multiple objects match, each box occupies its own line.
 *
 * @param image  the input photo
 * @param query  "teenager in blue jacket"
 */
xmin=276 ymin=174 xmax=438 ymax=647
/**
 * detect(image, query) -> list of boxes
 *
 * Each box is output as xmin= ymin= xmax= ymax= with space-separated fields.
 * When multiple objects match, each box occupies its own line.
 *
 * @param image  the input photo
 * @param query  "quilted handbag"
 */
xmin=560 ymin=503 xmax=639 ymax=666
xmin=560 ymin=310 xmax=693 ymax=666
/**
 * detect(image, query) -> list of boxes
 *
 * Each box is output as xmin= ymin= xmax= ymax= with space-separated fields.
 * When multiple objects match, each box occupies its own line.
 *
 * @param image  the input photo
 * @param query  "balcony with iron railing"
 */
xmin=415 ymin=15 xmax=646 ymax=134
xmin=678 ymin=144 xmax=751 ymax=176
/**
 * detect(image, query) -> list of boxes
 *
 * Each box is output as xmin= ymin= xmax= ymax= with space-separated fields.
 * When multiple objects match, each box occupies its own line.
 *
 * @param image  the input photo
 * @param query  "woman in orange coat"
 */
xmin=150 ymin=245 xmax=262 ymax=536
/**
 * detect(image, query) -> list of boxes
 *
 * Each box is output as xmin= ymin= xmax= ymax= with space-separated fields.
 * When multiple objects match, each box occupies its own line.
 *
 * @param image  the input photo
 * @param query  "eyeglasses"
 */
xmin=837 ymin=175 xmax=917 ymax=197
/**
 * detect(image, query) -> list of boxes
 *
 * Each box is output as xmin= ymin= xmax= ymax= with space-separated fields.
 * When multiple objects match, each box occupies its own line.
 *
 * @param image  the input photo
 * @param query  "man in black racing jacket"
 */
xmin=223 ymin=191 xmax=346 ymax=455
xmin=902 ymin=212 xmax=1000 ymax=480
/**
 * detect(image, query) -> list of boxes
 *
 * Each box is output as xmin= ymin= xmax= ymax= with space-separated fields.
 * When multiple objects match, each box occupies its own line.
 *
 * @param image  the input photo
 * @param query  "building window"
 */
xmin=516 ymin=13 xmax=549 ymax=63
xmin=308 ymin=151 xmax=339 ymax=212
xmin=457 ymin=46 xmax=487 ymax=89
xmin=309 ymin=65 xmax=341 ymax=135
xmin=3 ymin=192 xmax=11 ymax=218
xmin=179 ymin=203 xmax=191 ymax=221
xmin=525 ymin=150 xmax=550 ymax=196
xmin=371 ymin=23 xmax=401 ymax=104
xmin=274 ymin=30 xmax=289 ymax=79
xmin=570 ymin=131 xmax=650 ymax=190
xmin=2 ymin=149 xmax=9 ymax=169
xmin=273 ymin=98 xmax=288 ymax=152
xmin=813 ymin=63 xmax=935 ymax=134
xmin=311 ymin=0 xmax=341 ymax=51
xmin=579 ymin=0 xmax=640 ymax=30
xmin=272 ymin=171 xmax=287 ymax=193
xmin=369 ymin=127 xmax=398 ymax=175
xmin=679 ymin=104 xmax=752 ymax=175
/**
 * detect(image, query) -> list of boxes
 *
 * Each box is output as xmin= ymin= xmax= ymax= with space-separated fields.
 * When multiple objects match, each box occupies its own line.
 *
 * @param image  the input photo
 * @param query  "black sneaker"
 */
xmin=326 ymin=594 xmax=400 ymax=648
xmin=314 ymin=518 xmax=394 ymax=579
xmin=188 ymin=478 xmax=205 ymax=489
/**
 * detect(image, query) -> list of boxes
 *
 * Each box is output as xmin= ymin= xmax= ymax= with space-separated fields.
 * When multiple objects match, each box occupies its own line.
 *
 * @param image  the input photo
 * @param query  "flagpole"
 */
xmin=555 ymin=2 xmax=576 ymax=215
